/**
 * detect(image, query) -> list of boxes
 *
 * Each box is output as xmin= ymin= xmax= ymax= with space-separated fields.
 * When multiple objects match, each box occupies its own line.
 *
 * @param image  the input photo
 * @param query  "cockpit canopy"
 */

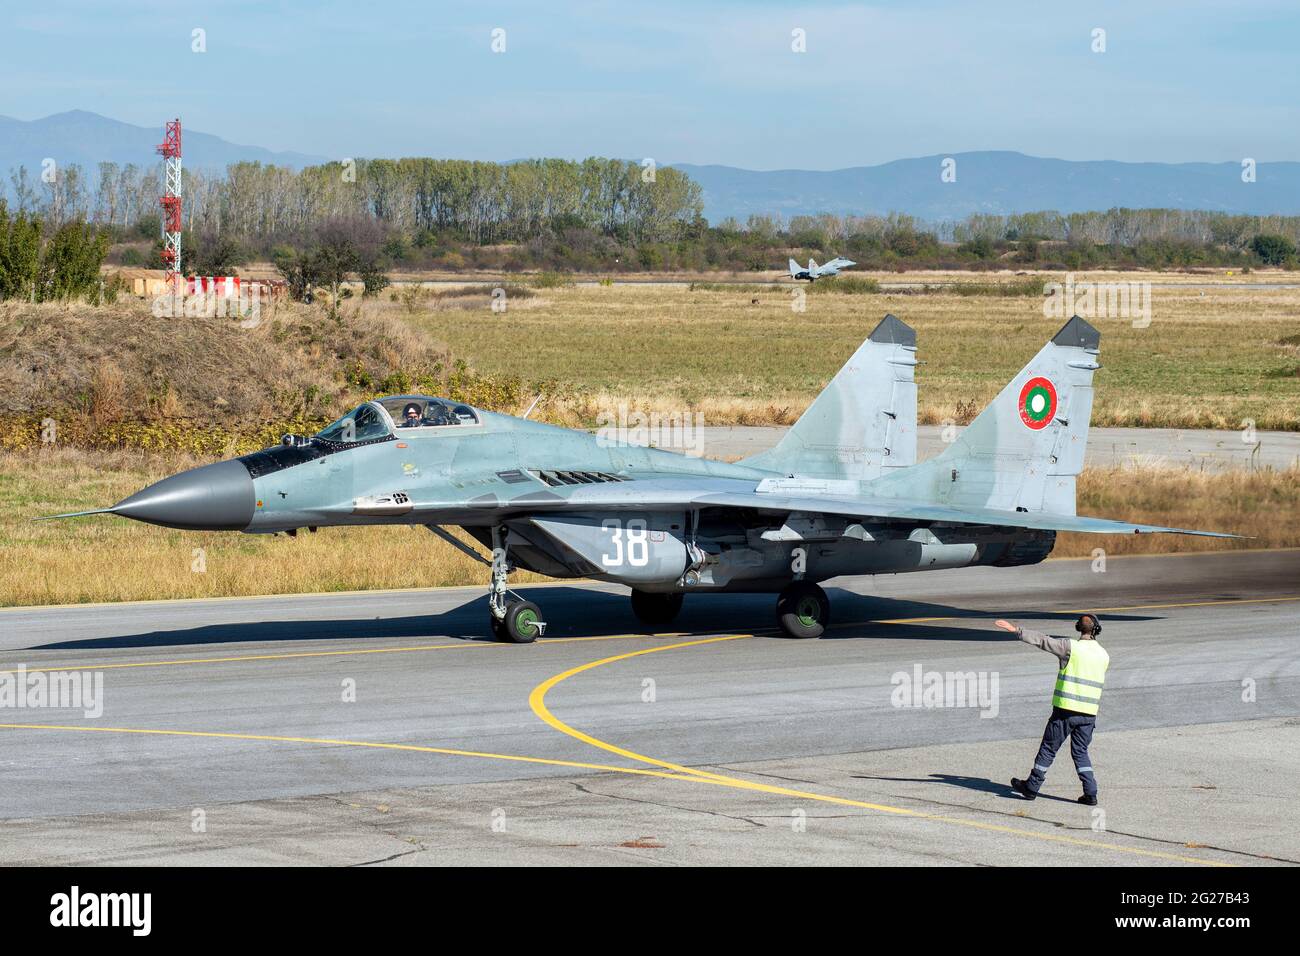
xmin=315 ymin=395 xmax=480 ymax=444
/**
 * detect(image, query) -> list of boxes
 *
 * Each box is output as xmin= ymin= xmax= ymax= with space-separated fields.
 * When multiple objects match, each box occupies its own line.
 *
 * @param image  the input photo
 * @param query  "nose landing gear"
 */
xmin=488 ymin=526 xmax=546 ymax=643
xmin=491 ymin=598 xmax=545 ymax=643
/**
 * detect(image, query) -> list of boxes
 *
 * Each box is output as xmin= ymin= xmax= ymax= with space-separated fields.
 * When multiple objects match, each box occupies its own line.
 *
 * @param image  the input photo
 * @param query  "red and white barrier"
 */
xmin=186 ymin=276 xmax=243 ymax=298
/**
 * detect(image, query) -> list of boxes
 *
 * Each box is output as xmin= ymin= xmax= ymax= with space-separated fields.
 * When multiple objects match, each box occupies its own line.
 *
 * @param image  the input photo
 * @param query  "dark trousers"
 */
xmin=1026 ymin=707 xmax=1098 ymax=797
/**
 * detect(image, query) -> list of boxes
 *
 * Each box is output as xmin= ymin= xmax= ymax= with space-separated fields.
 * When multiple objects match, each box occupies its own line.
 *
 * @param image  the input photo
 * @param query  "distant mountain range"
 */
xmin=674 ymin=152 xmax=1300 ymax=221
xmin=2 ymin=111 xmax=1298 ymax=221
xmin=0 ymin=110 xmax=324 ymax=178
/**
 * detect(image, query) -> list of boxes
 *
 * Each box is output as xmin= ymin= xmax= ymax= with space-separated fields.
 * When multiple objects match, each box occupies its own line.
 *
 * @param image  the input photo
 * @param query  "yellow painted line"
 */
xmin=2 ymin=632 xmax=658 ymax=674
xmin=528 ymin=636 xmax=1233 ymax=866
xmin=0 ymin=723 xmax=694 ymax=782
xmin=531 ymin=636 xmax=757 ymax=788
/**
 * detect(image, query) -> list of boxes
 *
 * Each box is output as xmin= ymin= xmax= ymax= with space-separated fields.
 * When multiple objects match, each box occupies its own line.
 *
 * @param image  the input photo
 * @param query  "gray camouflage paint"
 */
xmin=743 ymin=313 xmax=917 ymax=481
xmin=61 ymin=315 xmax=1234 ymax=594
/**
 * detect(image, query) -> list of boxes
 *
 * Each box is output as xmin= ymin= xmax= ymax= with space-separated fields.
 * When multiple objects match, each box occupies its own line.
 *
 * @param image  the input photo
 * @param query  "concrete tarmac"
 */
xmin=0 ymin=549 xmax=1296 ymax=866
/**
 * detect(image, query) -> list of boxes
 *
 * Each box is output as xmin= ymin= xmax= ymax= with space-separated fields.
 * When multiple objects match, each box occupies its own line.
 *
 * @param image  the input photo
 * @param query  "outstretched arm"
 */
xmin=994 ymin=619 xmax=1071 ymax=667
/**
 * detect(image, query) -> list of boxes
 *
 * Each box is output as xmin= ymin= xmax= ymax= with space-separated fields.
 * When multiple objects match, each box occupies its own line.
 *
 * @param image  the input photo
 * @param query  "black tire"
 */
xmin=776 ymin=582 xmax=829 ymax=639
xmin=489 ymin=613 xmax=506 ymax=641
xmin=502 ymin=600 xmax=544 ymax=643
xmin=630 ymin=590 xmax=684 ymax=629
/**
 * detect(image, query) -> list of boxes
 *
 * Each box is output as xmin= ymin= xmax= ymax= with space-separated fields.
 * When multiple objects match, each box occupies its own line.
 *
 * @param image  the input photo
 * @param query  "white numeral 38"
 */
xmin=601 ymin=518 xmax=649 ymax=567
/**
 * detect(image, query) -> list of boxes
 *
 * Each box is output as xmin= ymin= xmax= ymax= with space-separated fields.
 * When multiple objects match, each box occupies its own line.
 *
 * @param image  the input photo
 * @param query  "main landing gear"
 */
xmin=776 ymin=581 xmax=830 ymax=639
xmin=488 ymin=527 xmax=546 ymax=643
xmin=629 ymin=583 xmax=828 ymax=639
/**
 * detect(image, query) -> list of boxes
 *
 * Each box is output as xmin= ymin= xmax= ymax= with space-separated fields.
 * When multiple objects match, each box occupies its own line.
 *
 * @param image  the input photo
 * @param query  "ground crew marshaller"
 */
xmin=994 ymin=614 xmax=1109 ymax=805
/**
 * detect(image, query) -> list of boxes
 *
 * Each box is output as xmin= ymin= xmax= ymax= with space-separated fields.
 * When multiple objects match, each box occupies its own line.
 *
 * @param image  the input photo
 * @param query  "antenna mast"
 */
xmin=156 ymin=118 xmax=183 ymax=290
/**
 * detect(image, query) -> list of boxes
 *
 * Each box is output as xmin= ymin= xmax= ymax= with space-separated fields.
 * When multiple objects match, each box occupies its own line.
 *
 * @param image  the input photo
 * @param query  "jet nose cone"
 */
xmin=112 ymin=459 xmax=255 ymax=531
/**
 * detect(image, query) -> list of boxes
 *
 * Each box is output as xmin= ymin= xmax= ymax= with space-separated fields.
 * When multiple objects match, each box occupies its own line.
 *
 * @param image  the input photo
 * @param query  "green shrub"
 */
xmin=1251 ymin=234 xmax=1297 ymax=267
xmin=531 ymin=270 xmax=575 ymax=288
xmin=805 ymin=275 xmax=881 ymax=294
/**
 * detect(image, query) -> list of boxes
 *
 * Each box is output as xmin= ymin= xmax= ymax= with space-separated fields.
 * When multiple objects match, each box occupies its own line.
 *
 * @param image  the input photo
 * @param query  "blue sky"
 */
xmin=2 ymin=0 xmax=1297 ymax=169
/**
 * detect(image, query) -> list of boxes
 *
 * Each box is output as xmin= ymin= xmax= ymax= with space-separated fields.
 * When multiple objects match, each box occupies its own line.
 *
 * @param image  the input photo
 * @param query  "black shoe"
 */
xmin=1078 ymin=794 xmax=1098 ymax=806
xmin=1010 ymin=777 xmax=1037 ymax=800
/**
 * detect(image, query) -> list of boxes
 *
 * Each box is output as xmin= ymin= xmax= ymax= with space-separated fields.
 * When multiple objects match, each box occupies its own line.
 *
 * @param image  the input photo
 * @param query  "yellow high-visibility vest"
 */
xmin=1053 ymin=639 xmax=1109 ymax=715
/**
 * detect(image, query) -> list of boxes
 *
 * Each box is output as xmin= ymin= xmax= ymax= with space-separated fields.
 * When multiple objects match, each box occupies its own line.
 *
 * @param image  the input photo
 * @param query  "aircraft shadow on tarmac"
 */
xmin=30 ymin=585 xmax=1161 ymax=653
xmin=850 ymin=772 xmax=1082 ymax=804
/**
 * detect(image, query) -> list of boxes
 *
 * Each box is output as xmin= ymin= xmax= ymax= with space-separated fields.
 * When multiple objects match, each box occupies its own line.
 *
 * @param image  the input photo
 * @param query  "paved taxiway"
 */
xmin=1 ymin=549 xmax=1297 ymax=865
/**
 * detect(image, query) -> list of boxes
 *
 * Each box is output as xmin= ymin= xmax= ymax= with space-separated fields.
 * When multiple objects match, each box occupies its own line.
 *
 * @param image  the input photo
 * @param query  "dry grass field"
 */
xmin=392 ymin=270 xmax=1300 ymax=431
xmin=6 ymin=269 xmax=1297 ymax=445
xmin=1 ymin=448 xmax=1295 ymax=606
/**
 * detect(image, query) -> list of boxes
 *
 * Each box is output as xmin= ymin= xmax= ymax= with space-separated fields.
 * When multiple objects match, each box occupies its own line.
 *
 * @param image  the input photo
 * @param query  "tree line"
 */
xmin=5 ymin=154 xmax=1300 ymax=283
xmin=12 ymin=156 xmax=1300 ymax=253
xmin=7 ymin=157 xmax=704 ymax=245
xmin=737 ymin=208 xmax=1300 ymax=249
xmin=726 ymin=210 xmax=1300 ymax=270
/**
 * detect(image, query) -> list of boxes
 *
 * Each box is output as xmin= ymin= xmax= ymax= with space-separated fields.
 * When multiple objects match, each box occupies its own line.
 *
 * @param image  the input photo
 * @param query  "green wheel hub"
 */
xmin=776 ymin=582 xmax=830 ymax=639
xmin=516 ymin=607 xmax=539 ymax=636
xmin=797 ymin=597 xmax=820 ymax=627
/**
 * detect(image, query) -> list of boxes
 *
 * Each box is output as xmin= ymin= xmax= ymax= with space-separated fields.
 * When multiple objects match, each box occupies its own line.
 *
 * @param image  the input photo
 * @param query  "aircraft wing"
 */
xmin=411 ymin=475 xmax=1240 ymax=538
xmin=696 ymin=489 xmax=1238 ymax=537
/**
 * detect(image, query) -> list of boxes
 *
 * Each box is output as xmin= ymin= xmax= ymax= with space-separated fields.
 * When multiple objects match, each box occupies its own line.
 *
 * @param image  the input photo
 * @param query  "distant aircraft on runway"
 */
xmin=789 ymin=256 xmax=856 ymax=281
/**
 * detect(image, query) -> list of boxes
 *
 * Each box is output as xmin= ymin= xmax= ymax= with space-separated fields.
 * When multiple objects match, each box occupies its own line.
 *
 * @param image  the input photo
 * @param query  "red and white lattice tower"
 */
xmin=156 ymin=119 xmax=183 ymax=289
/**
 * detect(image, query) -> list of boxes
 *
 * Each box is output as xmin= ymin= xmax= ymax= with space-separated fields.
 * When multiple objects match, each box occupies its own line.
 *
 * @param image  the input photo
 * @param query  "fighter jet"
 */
xmin=46 ymin=315 xmax=1233 ymax=643
xmin=789 ymin=256 xmax=856 ymax=281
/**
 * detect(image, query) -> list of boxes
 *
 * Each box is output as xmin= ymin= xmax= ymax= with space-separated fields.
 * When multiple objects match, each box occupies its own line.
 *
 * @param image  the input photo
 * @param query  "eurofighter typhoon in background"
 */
xmin=48 ymin=315 xmax=1233 ymax=643
xmin=789 ymin=256 xmax=856 ymax=281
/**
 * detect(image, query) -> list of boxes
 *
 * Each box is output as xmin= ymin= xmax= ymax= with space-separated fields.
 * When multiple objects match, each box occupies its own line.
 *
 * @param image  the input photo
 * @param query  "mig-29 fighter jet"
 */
xmin=789 ymin=256 xmax=856 ymax=281
xmin=46 ymin=315 xmax=1233 ymax=643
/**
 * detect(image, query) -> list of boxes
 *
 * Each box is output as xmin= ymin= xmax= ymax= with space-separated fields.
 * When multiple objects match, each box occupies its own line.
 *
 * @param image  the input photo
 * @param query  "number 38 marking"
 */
xmin=601 ymin=518 xmax=649 ymax=567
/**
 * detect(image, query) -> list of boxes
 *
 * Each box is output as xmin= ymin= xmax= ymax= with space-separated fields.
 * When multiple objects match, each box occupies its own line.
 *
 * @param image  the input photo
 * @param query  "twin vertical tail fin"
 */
xmin=742 ymin=313 xmax=1234 ymax=538
xmin=743 ymin=314 xmax=1098 ymax=513
xmin=741 ymin=314 xmax=918 ymax=482
xmin=788 ymin=258 xmax=801 ymax=278
xmin=872 ymin=315 xmax=1100 ymax=515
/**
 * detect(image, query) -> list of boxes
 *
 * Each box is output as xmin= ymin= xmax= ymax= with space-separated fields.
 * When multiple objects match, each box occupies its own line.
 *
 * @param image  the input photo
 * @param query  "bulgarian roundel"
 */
xmin=1018 ymin=376 xmax=1057 ymax=430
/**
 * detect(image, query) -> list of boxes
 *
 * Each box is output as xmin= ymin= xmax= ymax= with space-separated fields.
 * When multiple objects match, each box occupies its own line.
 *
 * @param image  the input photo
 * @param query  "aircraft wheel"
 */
xmin=776 ymin=582 xmax=829 ymax=639
xmin=502 ymin=600 xmax=544 ymax=644
xmin=630 ymin=590 xmax=684 ymax=629
xmin=489 ymin=614 xmax=506 ymax=641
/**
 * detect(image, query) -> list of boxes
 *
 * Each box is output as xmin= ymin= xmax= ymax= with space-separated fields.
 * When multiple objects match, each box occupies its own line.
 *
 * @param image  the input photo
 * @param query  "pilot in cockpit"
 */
xmin=399 ymin=402 xmax=424 ymax=428
xmin=423 ymin=403 xmax=453 ymax=426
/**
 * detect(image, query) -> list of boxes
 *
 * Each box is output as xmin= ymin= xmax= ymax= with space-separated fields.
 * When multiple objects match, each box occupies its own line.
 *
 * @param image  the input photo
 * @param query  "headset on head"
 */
xmin=1075 ymin=613 xmax=1102 ymax=637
